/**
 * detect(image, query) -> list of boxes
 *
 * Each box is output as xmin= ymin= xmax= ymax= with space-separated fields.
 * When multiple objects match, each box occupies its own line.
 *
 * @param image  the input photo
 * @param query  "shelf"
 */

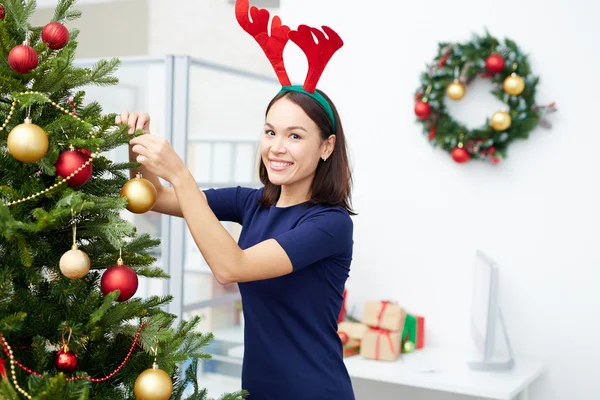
xmin=226 ymin=345 xmax=544 ymax=400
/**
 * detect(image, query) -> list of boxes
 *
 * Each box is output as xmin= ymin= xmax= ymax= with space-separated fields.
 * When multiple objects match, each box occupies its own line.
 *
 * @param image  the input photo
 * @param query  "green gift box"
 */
xmin=401 ymin=314 xmax=424 ymax=352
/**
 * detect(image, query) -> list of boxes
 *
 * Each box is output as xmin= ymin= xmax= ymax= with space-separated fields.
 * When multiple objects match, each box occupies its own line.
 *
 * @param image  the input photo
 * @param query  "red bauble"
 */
xmin=8 ymin=44 xmax=38 ymax=74
xmin=101 ymin=264 xmax=139 ymax=302
xmin=451 ymin=147 xmax=470 ymax=163
xmin=0 ymin=4 xmax=5 ymax=20
xmin=54 ymin=347 xmax=77 ymax=373
xmin=414 ymin=101 xmax=431 ymax=120
xmin=41 ymin=22 xmax=70 ymax=50
xmin=55 ymin=149 xmax=93 ymax=187
xmin=485 ymin=53 xmax=505 ymax=74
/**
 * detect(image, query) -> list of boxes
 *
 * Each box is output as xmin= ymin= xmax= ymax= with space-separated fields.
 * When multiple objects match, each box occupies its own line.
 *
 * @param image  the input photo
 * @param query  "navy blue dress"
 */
xmin=204 ymin=186 xmax=355 ymax=400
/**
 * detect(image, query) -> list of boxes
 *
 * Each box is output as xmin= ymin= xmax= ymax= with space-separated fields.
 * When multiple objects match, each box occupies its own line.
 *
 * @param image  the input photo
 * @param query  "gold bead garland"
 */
xmin=0 ymin=335 xmax=33 ymax=399
xmin=1 ymin=91 xmax=101 ymax=207
xmin=0 ymin=98 xmax=17 ymax=131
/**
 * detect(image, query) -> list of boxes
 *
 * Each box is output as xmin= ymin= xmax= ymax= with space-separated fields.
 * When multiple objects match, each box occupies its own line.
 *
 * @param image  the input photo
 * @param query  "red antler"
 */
xmin=235 ymin=0 xmax=291 ymax=86
xmin=289 ymin=25 xmax=344 ymax=93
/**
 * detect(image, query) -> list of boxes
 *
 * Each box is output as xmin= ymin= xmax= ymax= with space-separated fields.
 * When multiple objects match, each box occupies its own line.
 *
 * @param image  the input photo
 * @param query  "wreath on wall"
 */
xmin=413 ymin=31 xmax=557 ymax=164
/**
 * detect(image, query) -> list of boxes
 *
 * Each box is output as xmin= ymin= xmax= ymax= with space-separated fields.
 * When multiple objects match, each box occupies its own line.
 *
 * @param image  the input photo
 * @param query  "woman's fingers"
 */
xmin=136 ymin=155 xmax=148 ymax=165
xmin=131 ymin=144 xmax=148 ymax=157
xmin=136 ymin=112 xmax=151 ymax=133
xmin=115 ymin=111 xmax=150 ymax=135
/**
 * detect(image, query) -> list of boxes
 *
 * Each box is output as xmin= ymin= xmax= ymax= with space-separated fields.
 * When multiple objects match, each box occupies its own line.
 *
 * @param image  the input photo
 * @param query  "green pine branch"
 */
xmin=0 ymin=1 xmax=228 ymax=398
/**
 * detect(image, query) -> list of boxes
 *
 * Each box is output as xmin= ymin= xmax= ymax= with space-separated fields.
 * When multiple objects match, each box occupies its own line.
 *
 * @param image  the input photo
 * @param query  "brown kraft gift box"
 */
xmin=360 ymin=328 xmax=401 ymax=361
xmin=362 ymin=300 xmax=406 ymax=332
xmin=337 ymin=321 xmax=369 ymax=341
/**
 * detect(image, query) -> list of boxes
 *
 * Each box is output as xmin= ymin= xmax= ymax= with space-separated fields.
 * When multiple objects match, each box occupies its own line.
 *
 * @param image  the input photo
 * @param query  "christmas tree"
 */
xmin=0 ymin=1 xmax=245 ymax=399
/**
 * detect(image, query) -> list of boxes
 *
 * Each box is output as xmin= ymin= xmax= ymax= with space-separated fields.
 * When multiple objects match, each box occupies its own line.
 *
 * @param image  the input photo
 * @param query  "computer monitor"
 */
xmin=468 ymin=250 xmax=515 ymax=371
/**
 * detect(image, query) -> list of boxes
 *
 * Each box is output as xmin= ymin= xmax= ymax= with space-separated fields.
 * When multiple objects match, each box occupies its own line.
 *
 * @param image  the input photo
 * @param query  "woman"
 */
xmin=117 ymin=87 xmax=356 ymax=399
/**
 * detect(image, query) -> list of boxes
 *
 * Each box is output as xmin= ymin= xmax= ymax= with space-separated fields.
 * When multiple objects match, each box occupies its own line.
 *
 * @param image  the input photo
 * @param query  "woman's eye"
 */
xmin=265 ymin=130 xmax=275 ymax=136
xmin=290 ymin=133 xmax=301 ymax=140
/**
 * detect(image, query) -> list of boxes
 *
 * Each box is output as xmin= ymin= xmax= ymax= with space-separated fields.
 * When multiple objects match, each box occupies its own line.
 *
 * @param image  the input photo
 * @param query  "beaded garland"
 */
xmin=1 ymin=91 xmax=101 ymax=206
xmin=0 ymin=322 xmax=147 ymax=395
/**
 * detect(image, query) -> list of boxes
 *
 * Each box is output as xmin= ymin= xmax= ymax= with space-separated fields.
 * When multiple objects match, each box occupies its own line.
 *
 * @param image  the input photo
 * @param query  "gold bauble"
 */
xmin=120 ymin=173 xmax=157 ymax=214
xmin=59 ymin=246 xmax=91 ymax=279
xmin=446 ymin=80 xmax=466 ymax=101
xmin=490 ymin=110 xmax=512 ymax=131
xmin=7 ymin=118 xmax=49 ymax=163
xmin=503 ymin=73 xmax=525 ymax=96
xmin=134 ymin=365 xmax=173 ymax=400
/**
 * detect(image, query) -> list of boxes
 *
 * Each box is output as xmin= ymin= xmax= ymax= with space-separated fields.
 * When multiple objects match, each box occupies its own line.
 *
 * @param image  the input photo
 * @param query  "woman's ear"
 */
xmin=321 ymin=134 xmax=336 ymax=161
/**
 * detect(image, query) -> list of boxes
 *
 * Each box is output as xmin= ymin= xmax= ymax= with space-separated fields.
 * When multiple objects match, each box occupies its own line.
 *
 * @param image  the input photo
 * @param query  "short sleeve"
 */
xmin=274 ymin=208 xmax=353 ymax=272
xmin=203 ymin=186 xmax=258 ymax=224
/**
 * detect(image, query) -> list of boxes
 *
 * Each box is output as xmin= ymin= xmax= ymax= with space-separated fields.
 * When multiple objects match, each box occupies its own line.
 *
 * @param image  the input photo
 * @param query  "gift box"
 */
xmin=338 ymin=321 xmax=369 ymax=341
xmin=362 ymin=300 xmax=406 ymax=332
xmin=360 ymin=328 xmax=401 ymax=361
xmin=343 ymin=339 xmax=360 ymax=358
xmin=402 ymin=314 xmax=425 ymax=352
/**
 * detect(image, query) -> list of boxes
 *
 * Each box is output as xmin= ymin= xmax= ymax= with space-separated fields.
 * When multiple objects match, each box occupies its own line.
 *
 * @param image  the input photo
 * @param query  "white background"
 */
xmin=279 ymin=0 xmax=600 ymax=399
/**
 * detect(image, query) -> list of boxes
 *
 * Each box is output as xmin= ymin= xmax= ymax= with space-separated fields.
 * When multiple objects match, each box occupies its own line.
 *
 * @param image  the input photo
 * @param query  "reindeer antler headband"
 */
xmin=235 ymin=0 xmax=343 ymax=132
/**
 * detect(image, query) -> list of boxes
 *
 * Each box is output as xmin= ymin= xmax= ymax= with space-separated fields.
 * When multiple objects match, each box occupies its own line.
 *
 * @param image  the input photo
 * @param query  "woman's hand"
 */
xmin=116 ymin=111 xmax=151 ymax=135
xmin=129 ymin=130 xmax=188 ymax=186
xmin=116 ymin=111 xmax=188 ymax=185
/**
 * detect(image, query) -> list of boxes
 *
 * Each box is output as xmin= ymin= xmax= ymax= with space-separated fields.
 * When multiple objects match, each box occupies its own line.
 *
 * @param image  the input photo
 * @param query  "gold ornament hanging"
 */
xmin=446 ymin=80 xmax=466 ymax=100
xmin=7 ymin=117 xmax=49 ymax=163
xmin=1 ymin=91 xmax=101 ymax=207
xmin=59 ymin=247 xmax=90 ymax=279
xmin=490 ymin=110 xmax=512 ymax=131
xmin=120 ymin=172 xmax=157 ymax=214
xmin=134 ymin=363 xmax=173 ymax=400
xmin=59 ymin=214 xmax=90 ymax=279
xmin=503 ymin=73 xmax=525 ymax=96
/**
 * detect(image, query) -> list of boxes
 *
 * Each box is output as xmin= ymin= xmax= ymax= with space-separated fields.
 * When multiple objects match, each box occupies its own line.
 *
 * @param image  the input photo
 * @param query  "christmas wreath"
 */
xmin=413 ymin=31 xmax=556 ymax=164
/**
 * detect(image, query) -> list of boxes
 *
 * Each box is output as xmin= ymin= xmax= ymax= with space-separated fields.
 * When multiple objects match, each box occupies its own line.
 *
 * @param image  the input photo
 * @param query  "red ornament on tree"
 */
xmin=414 ymin=101 xmax=431 ymax=120
xmin=0 ymin=357 xmax=6 ymax=379
xmin=8 ymin=43 xmax=38 ymax=74
xmin=54 ymin=328 xmax=77 ymax=373
xmin=55 ymin=148 xmax=93 ymax=187
xmin=0 ymin=4 xmax=6 ymax=21
xmin=41 ymin=22 xmax=70 ymax=50
xmin=101 ymin=258 xmax=139 ymax=302
xmin=485 ymin=53 xmax=505 ymax=74
xmin=451 ymin=147 xmax=470 ymax=163
xmin=55 ymin=347 xmax=78 ymax=373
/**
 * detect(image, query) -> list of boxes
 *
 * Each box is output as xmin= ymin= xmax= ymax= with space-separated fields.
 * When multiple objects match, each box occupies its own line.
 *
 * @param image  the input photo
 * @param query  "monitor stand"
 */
xmin=468 ymin=308 xmax=515 ymax=371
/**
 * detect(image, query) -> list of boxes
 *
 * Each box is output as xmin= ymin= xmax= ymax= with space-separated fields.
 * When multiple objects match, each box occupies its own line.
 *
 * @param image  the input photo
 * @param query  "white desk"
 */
xmin=226 ymin=346 xmax=545 ymax=400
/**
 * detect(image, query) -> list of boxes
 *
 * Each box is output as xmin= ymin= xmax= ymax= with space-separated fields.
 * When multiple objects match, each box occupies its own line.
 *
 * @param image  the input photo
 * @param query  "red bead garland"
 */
xmin=0 ymin=322 xmax=146 ymax=383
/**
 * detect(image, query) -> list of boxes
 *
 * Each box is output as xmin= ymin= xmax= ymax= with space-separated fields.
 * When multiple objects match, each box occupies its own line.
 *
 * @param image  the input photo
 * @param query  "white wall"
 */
xmin=279 ymin=1 xmax=599 ymax=399
xmin=148 ymin=0 xmax=281 ymax=141
xmin=31 ymin=0 xmax=148 ymax=59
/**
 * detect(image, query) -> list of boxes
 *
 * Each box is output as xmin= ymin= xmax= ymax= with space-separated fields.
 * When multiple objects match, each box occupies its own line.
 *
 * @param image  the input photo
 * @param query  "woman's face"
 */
xmin=260 ymin=97 xmax=334 ymax=188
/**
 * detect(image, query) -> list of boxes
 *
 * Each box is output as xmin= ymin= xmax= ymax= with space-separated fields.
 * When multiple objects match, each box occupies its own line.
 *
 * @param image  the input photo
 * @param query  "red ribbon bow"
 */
xmin=371 ymin=327 xmax=396 ymax=360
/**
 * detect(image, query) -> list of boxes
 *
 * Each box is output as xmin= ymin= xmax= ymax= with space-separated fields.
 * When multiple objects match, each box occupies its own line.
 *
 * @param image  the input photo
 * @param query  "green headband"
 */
xmin=279 ymin=85 xmax=337 ymax=133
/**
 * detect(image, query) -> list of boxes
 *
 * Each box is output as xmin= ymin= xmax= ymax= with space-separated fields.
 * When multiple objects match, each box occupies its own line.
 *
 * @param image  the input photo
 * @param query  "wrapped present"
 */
xmin=343 ymin=339 xmax=360 ymax=358
xmin=338 ymin=321 xmax=369 ymax=341
xmin=360 ymin=328 xmax=401 ymax=361
xmin=362 ymin=300 xmax=406 ymax=332
xmin=402 ymin=314 xmax=425 ymax=352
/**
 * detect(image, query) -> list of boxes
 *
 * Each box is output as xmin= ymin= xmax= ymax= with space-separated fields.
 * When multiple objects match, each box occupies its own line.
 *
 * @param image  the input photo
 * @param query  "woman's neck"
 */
xmin=276 ymin=180 xmax=312 ymax=208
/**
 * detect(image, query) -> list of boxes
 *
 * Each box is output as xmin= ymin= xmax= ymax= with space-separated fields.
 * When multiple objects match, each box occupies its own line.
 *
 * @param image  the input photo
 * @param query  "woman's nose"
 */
xmin=270 ymin=136 xmax=287 ymax=154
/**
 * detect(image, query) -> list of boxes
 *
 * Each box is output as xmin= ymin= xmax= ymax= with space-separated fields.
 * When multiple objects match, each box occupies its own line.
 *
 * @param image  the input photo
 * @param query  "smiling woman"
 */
xmin=117 ymin=0 xmax=357 ymax=398
xmin=258 ymin=90 xmax=353 ymax=212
